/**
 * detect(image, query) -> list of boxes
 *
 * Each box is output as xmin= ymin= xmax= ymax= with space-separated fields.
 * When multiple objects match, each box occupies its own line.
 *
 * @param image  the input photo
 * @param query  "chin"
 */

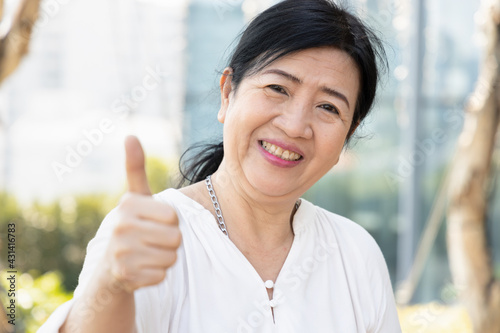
xmin=247 ymin=175 xmax=299 ymax=198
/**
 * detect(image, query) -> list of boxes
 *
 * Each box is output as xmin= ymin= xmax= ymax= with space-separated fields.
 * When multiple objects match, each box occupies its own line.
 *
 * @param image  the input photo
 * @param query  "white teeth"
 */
xmin=261 ymin=141 xmax=302 ymax=161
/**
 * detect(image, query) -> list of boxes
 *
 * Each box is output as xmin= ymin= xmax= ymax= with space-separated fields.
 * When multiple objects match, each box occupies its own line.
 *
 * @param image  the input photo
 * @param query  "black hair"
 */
xmin=179 ymin=0 xmax=386 ymax=186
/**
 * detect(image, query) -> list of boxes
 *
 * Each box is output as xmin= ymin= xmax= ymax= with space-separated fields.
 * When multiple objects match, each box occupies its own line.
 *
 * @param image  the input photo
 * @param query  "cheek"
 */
xmin=222 ymin=104 xmax=262 ymax=152
xmin=227 ymin=96 xmax=275 ymax=130
xmin=316 ymin=128 xmax=348 ymax=159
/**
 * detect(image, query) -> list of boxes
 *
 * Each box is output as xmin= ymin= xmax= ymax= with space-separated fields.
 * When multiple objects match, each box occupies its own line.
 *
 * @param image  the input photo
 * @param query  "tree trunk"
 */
xmin=0 ymin=0 xmax=41 ymax=84
xmin=447 ymin=0 xmax=500 ymax=332
xmin=0 ymin=2 xmax=40 ymax=332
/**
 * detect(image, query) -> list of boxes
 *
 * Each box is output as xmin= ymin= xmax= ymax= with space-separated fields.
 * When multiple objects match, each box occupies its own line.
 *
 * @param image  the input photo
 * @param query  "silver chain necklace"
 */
xmin=205 ymin=175 xmax=301 ymax=238
xmin=205 ymin=174 xmax=301 ymax=293
xmin=205 ymin=175 xmax=229 ymax=237
xmin=205 ymin=175 xmax=275 ymax=291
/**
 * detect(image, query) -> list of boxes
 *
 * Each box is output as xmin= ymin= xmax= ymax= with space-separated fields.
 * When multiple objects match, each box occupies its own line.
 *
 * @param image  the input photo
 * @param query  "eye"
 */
xmin=319 ymin=104 xmax=339 ymax=114
xmin=267 ymin=85 xmax=288 ymax=95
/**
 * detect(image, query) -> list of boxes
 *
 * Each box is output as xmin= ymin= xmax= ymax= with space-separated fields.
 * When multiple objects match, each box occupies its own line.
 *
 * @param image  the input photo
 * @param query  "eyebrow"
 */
xmin=261 ymin=69 xmax=351 ymax=109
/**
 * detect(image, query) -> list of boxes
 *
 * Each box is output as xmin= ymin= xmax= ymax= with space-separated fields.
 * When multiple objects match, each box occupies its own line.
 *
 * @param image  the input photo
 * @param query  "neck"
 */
xmin=210 ymin=168 xmax=298 ymax=248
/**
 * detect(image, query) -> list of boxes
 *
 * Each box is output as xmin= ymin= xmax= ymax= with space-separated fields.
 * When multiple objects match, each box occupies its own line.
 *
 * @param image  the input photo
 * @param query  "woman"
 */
xmin=40 ymin=0 xmax=401 ymax=332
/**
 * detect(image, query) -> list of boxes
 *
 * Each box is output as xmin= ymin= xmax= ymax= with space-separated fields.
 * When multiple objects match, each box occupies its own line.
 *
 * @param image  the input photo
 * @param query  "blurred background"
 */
xmin=0 ymin=0 xmax=496 ymax=331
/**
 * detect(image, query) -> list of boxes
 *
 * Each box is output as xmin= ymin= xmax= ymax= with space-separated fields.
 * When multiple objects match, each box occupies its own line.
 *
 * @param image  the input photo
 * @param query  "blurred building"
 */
xmin=182 ymin=0 xmax=243 ymax=148
xmin=0 ymin=0 xmax=496 ymax=306
xmin=182 ymin=0 xmax=277 ymax=148
xmin=0 ymin=0 xmax=188 ymax=202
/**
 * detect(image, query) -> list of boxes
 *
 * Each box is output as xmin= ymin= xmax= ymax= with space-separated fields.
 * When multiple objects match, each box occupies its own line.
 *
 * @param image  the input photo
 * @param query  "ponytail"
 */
xmin=177 ymin=142 xmax=224 ymax=187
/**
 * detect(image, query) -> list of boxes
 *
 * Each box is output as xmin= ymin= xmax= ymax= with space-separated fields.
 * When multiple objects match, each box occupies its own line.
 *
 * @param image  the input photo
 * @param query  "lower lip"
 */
xmin=258 ymin=142 xmax=302 ymax=168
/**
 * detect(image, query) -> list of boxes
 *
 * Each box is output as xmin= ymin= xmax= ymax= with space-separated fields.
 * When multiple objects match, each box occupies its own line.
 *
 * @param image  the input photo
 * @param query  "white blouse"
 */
xmin=39 ymin=189 xmax=402 ymax=333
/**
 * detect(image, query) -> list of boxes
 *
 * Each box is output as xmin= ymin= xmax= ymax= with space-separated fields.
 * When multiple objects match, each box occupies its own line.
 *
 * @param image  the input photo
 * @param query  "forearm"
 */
xmin=59 ymin=268 xmax=137 ymax=333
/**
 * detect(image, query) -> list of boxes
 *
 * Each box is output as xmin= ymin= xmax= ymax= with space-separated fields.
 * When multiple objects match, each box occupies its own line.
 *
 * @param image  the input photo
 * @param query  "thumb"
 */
xmin=125 ymin=135 xmax=151 ymax=195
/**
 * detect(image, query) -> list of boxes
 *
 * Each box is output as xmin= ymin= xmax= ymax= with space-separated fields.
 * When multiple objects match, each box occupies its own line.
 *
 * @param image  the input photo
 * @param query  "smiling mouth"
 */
xmin=260 ymin=140 xmax=303 ymax=161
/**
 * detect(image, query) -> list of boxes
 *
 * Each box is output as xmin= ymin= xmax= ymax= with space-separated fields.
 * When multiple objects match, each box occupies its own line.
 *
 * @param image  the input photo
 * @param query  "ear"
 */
xmin=218 ymin=67 xmax=234 ymax=124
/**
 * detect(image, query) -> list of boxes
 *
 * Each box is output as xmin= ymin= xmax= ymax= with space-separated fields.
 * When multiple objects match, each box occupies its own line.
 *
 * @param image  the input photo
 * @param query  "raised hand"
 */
xmin=105 ymin=136 xmax=182 ymax=292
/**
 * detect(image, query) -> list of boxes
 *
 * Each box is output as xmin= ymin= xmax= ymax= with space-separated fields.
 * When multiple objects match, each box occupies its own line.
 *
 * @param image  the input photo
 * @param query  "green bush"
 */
xmin=0 ymin=271 xmax=73 ymax=333
xmin=0 ymin=157 xmax=174 ymax=331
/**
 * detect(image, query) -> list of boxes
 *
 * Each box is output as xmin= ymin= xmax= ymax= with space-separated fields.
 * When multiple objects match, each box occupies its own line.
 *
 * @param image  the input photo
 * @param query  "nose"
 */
xmin=272 ymin=100 xmax=313 ymax=139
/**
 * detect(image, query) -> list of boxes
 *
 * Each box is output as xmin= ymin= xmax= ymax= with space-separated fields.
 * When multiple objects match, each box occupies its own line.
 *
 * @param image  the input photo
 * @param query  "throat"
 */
xmin=232 ymin=229 xmax=294 ymax=283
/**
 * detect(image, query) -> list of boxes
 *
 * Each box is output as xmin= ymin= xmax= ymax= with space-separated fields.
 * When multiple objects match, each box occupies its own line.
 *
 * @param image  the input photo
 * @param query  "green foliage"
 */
xmin=0 ymin=271 xmax=73 ymax=333
xmin=0 ymin=193 xmax=116 ymax=292
xmin=145 ymin=157 xmax=177 ymax=194
xmin=0 ymin=157 xmax=173 ymax=331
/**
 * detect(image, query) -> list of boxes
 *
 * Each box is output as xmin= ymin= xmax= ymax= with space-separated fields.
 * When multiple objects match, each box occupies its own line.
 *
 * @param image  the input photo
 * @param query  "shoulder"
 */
xmin=303 ymin=200 xmax=400 ymax=331
xmin=153 ymin=188 xmax=190 ymax=205
xmin=153 ymin=188 xmax=206 ymax=215
xmin=303 ymin=199 xmax=384 ymax=261
xmin=302 ymin=199 xmax=391 ymax=294
xmin=153 ymin=188 xmax=217 ymax=236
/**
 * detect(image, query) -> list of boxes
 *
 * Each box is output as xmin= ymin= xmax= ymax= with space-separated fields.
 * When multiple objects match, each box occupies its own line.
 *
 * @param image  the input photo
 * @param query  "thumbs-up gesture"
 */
xmin=104 ymin=136 xmax=182 ymax=293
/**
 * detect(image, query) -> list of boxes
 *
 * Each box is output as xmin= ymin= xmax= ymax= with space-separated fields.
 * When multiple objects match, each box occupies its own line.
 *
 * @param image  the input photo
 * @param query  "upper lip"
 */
xmin=260 ymin=139 xmax=305 ymax=158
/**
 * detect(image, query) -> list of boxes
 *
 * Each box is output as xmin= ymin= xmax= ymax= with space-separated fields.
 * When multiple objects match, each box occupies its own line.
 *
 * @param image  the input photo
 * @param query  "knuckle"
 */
xmin=160 ymin=204 xmax=178 ymax=224
xmin=119 ymin=192 xmax=134 ymax=206
xmin=171 ymin=228 xmax=183 ymax=247
xmin=167 ymin=209 xmax=179 ymax=225
xmin=112 ymin=243 xmax=132 ymax=261
xmin=155 ymin=270 xmax=167 ymax=283
xmin=141 ymin=270 xmax=166 ymax=288
xmin=113 ymin=221 xmax=126 ymax=235
xmin=113 ymin=219 xmax=135 ymax=236
xmin=118 ymin=193 xmax=139 ymax=211
xmin=166 ymin=251 xmax=178 ymax=267
xmin=144 ymin=272 xmax=165 ymax=287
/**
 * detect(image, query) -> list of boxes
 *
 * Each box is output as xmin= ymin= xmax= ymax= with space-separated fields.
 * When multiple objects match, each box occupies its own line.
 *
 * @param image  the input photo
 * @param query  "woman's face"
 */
xmin=218 ymin=47 xmax=360 ymax=199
